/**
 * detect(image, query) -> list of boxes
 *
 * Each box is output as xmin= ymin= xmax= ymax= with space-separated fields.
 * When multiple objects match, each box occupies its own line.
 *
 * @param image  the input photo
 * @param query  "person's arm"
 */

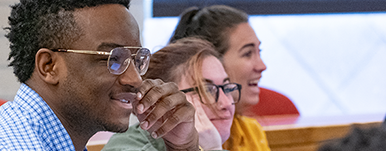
xmin=134 ymin=79 xmax=199 ymax=151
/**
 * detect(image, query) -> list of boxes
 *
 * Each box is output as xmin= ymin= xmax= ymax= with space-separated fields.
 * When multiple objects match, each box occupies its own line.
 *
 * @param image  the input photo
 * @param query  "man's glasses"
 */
xmin=181 ymin=83 xmax=242 ymax=105
xmin=51 ymin=47 xmax=151 ymax=75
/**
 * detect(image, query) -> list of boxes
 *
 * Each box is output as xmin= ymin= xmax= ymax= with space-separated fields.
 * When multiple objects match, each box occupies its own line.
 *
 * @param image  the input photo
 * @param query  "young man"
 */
xmin=0 ymin=0 xmax=198 ymax=150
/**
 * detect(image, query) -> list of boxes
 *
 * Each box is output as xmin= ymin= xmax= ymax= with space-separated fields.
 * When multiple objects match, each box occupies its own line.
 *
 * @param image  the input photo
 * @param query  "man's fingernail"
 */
xmin=137 ymin=92 xmax=142 ymax=100
xmin=151 ymin=132 xmax=158 ymax=138
xmin=137 ymin=104 xmax=144 ymax=113
xmin=140 ymin=121 xmax=148 ymax=129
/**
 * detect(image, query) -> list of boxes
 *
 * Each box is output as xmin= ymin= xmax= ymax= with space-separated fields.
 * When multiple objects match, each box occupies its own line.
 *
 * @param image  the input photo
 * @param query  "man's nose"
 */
xmin=118 ymin=61 xmax=142 ymax=88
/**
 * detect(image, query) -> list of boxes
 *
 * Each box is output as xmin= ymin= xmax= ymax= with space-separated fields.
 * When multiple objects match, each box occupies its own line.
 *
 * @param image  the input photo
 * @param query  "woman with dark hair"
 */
xmin=103 ymin=37 xmax=241 ymax=150
xmin=170 ymin=5 xmax=270 ymax=151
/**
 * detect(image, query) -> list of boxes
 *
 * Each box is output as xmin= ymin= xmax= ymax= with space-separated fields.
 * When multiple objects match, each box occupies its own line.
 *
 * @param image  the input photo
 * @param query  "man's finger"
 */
xmin=136 ymin=79 xmax=166 ymax=114
xmin=139 ymin=92 xmax=185 ymax=130
xmin=151 ymin=102 xmax=195 ymax=139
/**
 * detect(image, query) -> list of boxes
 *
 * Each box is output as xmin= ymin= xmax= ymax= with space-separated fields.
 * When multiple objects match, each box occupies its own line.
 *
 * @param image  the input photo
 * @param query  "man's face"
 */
xmin=56 ymin=4 xmax=142 ymax=133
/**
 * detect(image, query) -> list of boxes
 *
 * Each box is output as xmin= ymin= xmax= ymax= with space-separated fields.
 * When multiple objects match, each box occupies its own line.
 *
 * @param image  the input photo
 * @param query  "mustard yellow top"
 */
xmin=222 ymin=114 xmax=271 ymax=151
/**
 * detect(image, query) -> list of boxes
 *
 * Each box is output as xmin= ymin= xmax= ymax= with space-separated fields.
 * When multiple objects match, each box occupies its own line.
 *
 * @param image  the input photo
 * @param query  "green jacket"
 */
xmin=102 ymin=123 xmax=226 ymax=151
xmin=102 ymin=123 xmax=166 ymax=151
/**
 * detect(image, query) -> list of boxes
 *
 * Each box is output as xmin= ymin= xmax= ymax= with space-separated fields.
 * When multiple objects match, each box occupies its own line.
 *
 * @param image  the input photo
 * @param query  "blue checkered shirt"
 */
xmin=0 ymin=83 xmax=86 ymax=151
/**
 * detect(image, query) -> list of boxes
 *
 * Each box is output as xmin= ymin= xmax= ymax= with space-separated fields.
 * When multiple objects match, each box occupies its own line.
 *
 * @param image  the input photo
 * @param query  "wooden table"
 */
xmin=86 ymin=113 xmax=384 ymax=151
xmin=254 ymin=114 xmax=384 ymax=151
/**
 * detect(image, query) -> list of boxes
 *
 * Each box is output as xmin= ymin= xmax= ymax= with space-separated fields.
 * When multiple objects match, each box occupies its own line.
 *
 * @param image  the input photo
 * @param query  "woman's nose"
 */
xmin=254 ymin=55 xmax=267 ymax=72
xmin=216 ymin=89 xmax=234 ymax=109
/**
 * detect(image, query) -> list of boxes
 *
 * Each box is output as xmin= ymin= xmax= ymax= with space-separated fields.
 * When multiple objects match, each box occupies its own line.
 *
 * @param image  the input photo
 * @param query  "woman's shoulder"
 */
xmin=234 ymin=114 xmax=261 ymax=126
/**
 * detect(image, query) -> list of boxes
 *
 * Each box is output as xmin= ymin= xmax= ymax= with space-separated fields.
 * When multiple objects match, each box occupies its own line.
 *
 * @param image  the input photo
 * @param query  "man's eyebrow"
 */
xmin=97 ymin=43 xmax=124 ymax=51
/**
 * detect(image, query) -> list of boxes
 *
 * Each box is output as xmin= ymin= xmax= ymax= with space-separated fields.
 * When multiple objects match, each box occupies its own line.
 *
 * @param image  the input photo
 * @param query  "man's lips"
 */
xmin=113 ymin=92 xmax=137 ymax=104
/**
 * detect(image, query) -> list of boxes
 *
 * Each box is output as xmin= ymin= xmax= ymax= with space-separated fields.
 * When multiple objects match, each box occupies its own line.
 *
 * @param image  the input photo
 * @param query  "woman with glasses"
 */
xmin=102 ymin=37 xmax=241 ymax=150
xmin=169 ymin=5 xmax=271 ymax=151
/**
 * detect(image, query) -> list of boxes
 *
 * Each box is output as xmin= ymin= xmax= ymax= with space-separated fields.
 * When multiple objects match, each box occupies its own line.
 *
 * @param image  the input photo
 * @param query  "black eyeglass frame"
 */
xmin=181 ymin=83 xmax=242 ymax=105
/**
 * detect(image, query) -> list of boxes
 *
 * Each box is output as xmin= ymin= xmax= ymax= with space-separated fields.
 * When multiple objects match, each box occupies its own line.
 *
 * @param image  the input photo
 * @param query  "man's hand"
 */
xmin=133 ymin=79 xmax=199 ymax=150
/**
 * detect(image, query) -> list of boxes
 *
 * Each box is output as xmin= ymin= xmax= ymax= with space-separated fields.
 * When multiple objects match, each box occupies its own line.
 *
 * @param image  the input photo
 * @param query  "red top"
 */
xmin=0 ymin=99 xmax=7 ymax=106
xmin=242 ymin=87 xmax=299 ymax=116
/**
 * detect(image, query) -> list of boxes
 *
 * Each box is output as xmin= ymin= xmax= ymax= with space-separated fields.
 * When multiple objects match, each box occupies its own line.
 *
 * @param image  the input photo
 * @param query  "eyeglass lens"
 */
xmin=206 ymin=83 xmax=240 ymax=104
xmin=108 ymin=47 xmax=151 ymax=75
xmin=134 ymin=48 xmax=151 ymax=75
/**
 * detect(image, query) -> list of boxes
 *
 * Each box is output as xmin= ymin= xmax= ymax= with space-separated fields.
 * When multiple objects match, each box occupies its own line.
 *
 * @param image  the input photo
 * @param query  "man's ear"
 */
xmin=35 ymin=48 xmax=61 ymax=85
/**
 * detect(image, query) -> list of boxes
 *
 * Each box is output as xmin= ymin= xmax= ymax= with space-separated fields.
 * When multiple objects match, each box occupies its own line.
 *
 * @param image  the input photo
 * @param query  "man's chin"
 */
xmin=112 ymin=128 xmax=128 ymax=133
xmin=103 ymin=123 xmax=129 ymax=133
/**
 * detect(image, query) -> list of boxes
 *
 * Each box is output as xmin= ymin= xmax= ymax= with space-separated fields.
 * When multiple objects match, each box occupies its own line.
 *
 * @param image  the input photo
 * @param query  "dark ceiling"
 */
xmin=153 ymin=0 xmax=386 ymax=17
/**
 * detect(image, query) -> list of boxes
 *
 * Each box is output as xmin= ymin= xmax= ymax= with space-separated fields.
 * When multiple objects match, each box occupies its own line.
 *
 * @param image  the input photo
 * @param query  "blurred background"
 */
xmin=1 ymin=0 xmax=385 ymax=117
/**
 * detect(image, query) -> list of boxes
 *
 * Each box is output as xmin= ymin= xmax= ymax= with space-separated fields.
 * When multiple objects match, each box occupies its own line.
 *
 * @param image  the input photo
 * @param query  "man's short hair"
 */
xmin=5 ymin=0 xmax=131 ymax=83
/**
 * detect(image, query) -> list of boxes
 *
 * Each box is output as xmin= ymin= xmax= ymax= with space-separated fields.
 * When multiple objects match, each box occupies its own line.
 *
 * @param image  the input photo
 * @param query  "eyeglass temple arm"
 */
xmin=180 ymin=87 xmax=196 ymax=93
xmin=51 ymin=49 xmax=111 ymax=55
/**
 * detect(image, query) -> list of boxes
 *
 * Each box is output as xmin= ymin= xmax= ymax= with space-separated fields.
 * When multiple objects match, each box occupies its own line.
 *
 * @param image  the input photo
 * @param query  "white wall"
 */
xmin=0 ymin=0 xmax=20 ymax=101
xmin=251 ymin=13 xmax=386 ymax=117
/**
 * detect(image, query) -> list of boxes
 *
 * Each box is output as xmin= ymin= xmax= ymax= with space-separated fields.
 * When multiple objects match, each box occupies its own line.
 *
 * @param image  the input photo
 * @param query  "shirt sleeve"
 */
xmin=102 ymin=123 xmax=167 ymax=151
